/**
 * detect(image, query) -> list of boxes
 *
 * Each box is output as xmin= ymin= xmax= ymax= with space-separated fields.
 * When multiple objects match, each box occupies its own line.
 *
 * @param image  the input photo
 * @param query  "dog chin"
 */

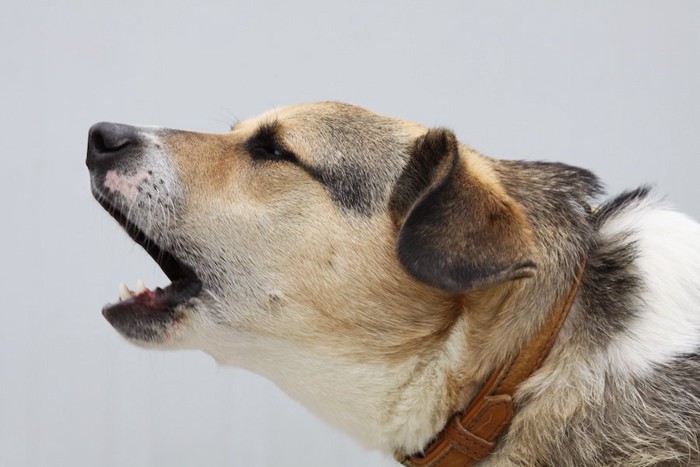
xmin=102 ymin=293 xmax=189 ymax=346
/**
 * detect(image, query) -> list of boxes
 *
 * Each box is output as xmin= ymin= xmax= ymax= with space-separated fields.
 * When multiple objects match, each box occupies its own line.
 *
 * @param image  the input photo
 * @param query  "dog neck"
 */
xmin=396 ymin=259 xmax=586 ymax=467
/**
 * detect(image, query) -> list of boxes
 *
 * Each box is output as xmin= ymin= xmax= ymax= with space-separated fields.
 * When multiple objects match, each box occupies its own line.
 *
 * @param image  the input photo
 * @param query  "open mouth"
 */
xmin=95 ymin=194 xmax=202 ymax=324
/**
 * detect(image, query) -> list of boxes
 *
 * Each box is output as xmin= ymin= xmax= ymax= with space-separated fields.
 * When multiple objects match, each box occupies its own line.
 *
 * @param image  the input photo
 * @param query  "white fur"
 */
xmin=202 ymin=332 xmax=448 ymax=453
xmin=601 ymin=199 xmax=700 ymax=376
xmin=91 ymin=107 xmax=700 ymax=463
xmin=141 ymin=129 xmax=164 ymax=146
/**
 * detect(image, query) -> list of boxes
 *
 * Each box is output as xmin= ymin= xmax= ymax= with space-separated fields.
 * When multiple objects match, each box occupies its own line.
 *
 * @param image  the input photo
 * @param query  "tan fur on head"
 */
xmin=88 ymin=102 xmax=700 ymax=465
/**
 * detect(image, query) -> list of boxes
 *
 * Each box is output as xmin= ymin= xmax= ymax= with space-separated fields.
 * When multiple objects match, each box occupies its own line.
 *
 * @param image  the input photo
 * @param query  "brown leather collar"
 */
xmin=398 ymin=260 xmax=586 ymax=467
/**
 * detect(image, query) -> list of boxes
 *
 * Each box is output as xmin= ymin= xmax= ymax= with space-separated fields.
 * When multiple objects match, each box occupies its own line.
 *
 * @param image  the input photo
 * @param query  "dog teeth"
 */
xmin=119 ymin=282 xmax=135 ymax=301
xmin=118 ymin=281 xmax=151 ymax=301
xmin=135 ymin=279 xmax=147 ymax=294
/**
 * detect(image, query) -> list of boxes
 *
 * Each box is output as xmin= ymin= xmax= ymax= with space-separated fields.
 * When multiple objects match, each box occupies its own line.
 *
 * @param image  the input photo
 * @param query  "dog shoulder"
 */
xmin=597 ymin=188 xmax=700 ymax=374
xmin=499 ymin=188 xmax=700 ymax=466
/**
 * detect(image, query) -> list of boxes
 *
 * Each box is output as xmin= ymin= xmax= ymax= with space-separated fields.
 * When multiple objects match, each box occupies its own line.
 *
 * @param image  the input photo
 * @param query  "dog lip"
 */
xmin=101 ymin=277 xmax=202 ymax=342
xmin=102 ymin=278 xmax=202 ymax=318
xmin=94 ymin=189 xmax=204 ymax=336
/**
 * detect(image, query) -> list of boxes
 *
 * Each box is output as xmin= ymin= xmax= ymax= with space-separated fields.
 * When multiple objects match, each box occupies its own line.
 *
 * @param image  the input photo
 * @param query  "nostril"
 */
xmin=92 ymin=128 xmax=129 ymax=153
xmin=89 ymin=122 xmax=136 ymax=154
xmin=87 ymin=122 xmax=141 ymax=170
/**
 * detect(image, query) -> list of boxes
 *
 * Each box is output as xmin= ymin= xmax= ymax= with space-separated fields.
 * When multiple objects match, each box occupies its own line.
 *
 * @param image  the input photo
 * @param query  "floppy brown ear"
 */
xmin=391 ymin=129 xmax=535 ymax=293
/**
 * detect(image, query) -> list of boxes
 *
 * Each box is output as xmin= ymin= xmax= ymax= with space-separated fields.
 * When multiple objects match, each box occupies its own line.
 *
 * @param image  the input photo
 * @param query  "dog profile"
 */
xmin=87 ymin=102 xmax=700 ymax=466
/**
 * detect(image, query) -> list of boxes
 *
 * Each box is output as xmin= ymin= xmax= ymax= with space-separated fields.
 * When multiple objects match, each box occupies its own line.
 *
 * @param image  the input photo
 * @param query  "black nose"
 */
xmin=86 ymin=122 xmax=141 ymax=171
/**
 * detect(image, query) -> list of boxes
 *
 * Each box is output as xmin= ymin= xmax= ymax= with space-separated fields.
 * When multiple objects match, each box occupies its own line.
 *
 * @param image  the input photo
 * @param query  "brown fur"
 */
xmin=88 ymin=102 xmax=700 ymax=466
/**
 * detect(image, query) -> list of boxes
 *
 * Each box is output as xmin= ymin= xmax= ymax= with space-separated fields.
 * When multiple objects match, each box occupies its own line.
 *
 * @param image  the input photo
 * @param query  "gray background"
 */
xmin=1 ymin=1 xmax=699 ymax=466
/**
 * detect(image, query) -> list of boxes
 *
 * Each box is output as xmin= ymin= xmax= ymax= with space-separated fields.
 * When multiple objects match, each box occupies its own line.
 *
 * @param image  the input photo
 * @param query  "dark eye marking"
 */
xmin=241 ymin=119 xmax=372 ymax=215
xmin=248 ymin=144 xmax=298 ymax=163
xmin=244 ymin=121 xmax=298 ymax=164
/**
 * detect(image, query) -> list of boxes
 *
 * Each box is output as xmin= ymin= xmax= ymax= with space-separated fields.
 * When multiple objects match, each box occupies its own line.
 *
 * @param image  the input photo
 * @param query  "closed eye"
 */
xmin=245 ymin=121 xmax=298 ymax=164
xmin=248 ymin=144 xmax=298 ymax=163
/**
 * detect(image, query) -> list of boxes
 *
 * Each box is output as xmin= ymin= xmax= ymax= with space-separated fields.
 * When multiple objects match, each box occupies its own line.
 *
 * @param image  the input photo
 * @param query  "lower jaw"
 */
xmin=103 ymin=300 xmax=183 ymax=343
xmin=102 ymin=278 xmax=201 ymax=343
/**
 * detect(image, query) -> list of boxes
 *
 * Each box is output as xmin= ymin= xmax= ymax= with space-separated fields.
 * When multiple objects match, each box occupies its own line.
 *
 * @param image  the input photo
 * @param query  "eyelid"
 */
xmin=247 ymin=143 xmax=298 ymax=163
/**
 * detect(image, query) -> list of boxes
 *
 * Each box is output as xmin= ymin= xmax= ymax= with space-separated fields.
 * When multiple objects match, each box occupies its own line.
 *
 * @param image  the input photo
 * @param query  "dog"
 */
xmin=87 ymin=102 xmax=700 ymax=466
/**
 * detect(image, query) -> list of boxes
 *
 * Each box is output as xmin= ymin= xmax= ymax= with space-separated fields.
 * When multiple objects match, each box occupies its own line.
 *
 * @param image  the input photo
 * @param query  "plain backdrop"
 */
xmin=1 ymin=1 xmax=699 ymax=466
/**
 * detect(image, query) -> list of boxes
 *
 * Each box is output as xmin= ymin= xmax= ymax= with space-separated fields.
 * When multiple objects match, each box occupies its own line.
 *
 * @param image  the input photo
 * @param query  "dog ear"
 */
xmin=391 ymin=129 xmax=535 ymax=294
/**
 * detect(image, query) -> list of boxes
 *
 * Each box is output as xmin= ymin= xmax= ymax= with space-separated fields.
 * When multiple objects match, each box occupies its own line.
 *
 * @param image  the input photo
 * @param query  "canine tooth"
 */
xmin=136 ymin=279 xmax=147 ymax=294
xmin=119 ymin=282 xmax=134 ymax=300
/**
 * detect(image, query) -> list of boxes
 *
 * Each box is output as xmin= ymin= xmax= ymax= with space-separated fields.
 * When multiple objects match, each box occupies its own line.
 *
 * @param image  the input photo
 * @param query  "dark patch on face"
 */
xmin=303 ymin=163 xmax=376 ymax=214
xmin=294 ymin=112 xmax=400 ymax=215
xmin=244 ymin=121 xmax=298 ymax=164
xmin=244 ymin=120 xmax=379 ymax=214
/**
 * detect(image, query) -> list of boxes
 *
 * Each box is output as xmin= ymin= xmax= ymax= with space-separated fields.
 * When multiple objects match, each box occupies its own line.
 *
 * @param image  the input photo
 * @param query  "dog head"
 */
xmin=87 ymin=102 xmax=541 ymax=450
xmin=87 ymin=102 xmax=536 ymax=352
